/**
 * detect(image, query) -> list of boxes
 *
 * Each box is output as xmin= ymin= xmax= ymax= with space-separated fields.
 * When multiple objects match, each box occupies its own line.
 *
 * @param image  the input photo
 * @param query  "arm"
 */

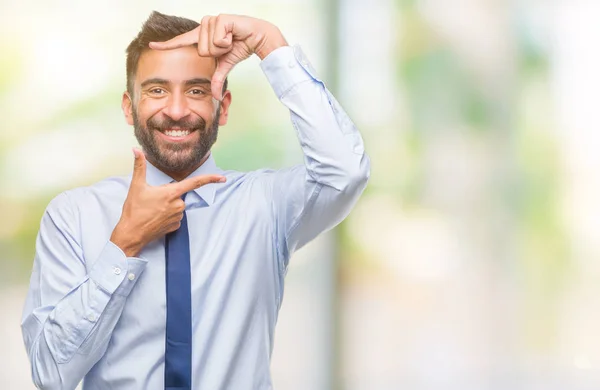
xmin=149 ymin=14 xmax=370 ymax=271
xmin=261 ymin=46 xmax=370 ymax=270
xmin=21 ymin=151 xmax=225 ymax=389
xmin=21 ymin=192 xmax=147 ymax=390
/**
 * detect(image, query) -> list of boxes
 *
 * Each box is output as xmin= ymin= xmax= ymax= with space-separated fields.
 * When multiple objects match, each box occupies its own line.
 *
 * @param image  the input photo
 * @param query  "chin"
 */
xmin=160 ymin=151 xmax=203 ymax=171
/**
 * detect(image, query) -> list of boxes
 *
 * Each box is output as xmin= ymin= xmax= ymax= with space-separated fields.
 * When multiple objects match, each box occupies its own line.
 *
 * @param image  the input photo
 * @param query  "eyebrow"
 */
xmin=184 ymin=78 xmax=211 ymax=86
xmin=140 ymin=77 xmax=212 ymax=88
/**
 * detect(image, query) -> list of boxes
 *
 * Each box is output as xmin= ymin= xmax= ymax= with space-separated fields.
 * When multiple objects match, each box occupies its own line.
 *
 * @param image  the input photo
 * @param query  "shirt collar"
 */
xmin=144 ymin=153 xmax=224 ymax=206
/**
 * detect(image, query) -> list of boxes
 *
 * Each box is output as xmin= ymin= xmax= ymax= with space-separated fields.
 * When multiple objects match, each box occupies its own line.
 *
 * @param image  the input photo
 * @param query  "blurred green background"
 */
xmin=2 ymin=0 xmax=600 ymax=389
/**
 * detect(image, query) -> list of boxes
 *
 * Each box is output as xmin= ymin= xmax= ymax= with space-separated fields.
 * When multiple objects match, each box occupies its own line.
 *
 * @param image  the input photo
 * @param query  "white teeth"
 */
xmin=164 ymin=130 xmax=191 ymax=137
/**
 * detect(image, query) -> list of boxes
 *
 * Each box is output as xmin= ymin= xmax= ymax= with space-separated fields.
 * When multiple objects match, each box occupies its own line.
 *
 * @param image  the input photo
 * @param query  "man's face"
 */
xmin=123 ymin=46 xmax=231 ymax=173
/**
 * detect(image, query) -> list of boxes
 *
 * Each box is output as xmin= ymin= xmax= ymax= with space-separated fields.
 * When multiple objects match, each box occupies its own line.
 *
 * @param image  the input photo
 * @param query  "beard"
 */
xmin=132 ymin=108 xmax=220 ymax=173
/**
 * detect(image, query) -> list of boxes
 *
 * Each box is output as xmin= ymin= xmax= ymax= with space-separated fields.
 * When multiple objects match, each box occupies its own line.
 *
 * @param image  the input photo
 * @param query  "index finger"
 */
xmin=169 ymin=174 xmax=226 ymax=197
xmin=149 ymin=26 xmax=200 ymax=50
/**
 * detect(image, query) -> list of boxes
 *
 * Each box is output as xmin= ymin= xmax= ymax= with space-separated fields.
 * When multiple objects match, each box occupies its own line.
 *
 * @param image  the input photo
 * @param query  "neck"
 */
xmin=156 ymin=152 xmax=211 ymax=182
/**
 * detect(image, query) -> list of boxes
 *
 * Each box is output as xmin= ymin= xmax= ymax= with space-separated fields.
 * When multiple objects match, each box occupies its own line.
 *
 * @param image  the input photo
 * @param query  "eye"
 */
xmin=149 ymin=88 xmax=165 ymax=95
xmin=189 ymin=88 xmax=207 ymax=96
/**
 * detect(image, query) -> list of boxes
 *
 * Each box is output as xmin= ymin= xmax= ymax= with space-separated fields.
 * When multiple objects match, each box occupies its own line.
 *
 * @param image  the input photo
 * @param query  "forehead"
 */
xmin=136 ymin=46 xmax=216 ymax=85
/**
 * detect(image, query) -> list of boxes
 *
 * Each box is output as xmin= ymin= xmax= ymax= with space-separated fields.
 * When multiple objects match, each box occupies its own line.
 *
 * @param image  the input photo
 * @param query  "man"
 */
xmin=21 ymin=11 xmax=369 ymax=390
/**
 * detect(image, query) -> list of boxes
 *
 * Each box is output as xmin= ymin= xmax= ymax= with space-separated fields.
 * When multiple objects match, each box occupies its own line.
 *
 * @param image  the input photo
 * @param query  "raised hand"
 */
xmin=110 ymin=148 xmax=226 ymax=257
xmin=149 ymin=14 xmax=288 ymax=101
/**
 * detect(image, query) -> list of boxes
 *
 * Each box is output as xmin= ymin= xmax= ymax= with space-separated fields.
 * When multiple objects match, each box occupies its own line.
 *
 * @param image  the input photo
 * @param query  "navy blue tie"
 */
xmin=164 ymin=194 xmax=192 ymax=390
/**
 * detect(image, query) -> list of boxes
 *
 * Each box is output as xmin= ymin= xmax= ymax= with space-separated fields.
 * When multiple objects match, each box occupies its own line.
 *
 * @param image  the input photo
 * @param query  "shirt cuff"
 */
xmin=260 ymin=44 xmax=323 ymax=99
xmin=89 ymin=240 xmax=148 ymax=296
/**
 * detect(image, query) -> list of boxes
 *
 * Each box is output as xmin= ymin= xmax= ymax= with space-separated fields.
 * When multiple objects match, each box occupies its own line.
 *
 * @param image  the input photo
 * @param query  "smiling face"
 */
xmin=122 ymin=45 xmax=231 ymax=179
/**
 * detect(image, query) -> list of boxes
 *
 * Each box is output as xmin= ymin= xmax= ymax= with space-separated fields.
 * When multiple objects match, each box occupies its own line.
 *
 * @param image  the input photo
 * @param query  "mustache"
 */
xmin=146 ymin=116 xmax=206 ymax=132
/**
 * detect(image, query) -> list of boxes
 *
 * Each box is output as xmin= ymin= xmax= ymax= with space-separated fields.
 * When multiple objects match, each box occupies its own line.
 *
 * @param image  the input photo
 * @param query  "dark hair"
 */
xmin=125 ymin=11 xmax=228 ymax=96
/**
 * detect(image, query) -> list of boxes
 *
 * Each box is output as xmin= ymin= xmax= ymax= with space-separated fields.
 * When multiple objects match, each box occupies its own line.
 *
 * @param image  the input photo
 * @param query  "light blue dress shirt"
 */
xmin=21 ymin=45 xmax=370 ymax=390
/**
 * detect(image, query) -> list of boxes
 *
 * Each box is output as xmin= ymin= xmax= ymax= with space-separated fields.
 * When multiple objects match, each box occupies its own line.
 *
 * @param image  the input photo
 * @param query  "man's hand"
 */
xmin=149 ymin=14 xmax=288 ymax=101
xmin=110 ymin=148 xmax=226 ymax=257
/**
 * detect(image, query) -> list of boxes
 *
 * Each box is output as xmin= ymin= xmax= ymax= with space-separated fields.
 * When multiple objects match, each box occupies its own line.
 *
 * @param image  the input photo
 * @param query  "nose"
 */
xmin=162 ymin=93 xmax=191 ymax=121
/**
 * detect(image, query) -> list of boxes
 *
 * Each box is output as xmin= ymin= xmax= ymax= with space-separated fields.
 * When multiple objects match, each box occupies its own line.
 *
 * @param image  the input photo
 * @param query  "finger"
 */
xmin=170 ymin=174 xmax=227 ymax=196
xmin=198 ymin=16 xmax=211 ymax=57
xmin=165 ymin=213 xmax=184 ymax=227
xmin=131 ymin=147 xmax=147 ymax=186
xmin=206 ymin=20 xmax=230 ymax=57
xmin=208 ymin=16 xmax=217 ymax=55
xmin=165 ymin=221 xmax=182 ymax=233
xmin=171 ymin=199 xmax=185 ymax=214
xmin=149 ymin=26 xmax=200 ymax=50
xmin=211 ymin=60 xmax=233 ymax=101
xmin=213 ymin=15 xmax=233 ymax=49
xmin=214 ymin=31 xmax=233 ymax=49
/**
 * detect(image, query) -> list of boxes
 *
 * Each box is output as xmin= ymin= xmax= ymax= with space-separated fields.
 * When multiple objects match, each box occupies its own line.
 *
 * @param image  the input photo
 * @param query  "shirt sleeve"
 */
xmin=259 ymin=45 xmax=371 ymax=273
xmin=20 ymin=191 xmax=148 ymax=390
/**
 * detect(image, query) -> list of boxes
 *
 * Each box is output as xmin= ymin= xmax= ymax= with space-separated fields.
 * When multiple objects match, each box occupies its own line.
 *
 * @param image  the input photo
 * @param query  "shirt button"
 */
xmin=128 ymin=273 xmax=135 ymax=281
xmin=288 ymin=60 xmax=296 ymax=69
xmin=88 ymin=314 xmax=96 ymax=322
xmin=113 ymin=267 xmax=122 ymax=275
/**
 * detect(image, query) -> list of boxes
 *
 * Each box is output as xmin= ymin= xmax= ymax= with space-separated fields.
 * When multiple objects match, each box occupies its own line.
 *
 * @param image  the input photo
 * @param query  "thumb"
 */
xmin=149 ymin=26 xmax=200 ymax=50
xmin=212 ymin=59 xmax=234 ymax=101
xmin=131 ymin=147 xmax=147 ymax=186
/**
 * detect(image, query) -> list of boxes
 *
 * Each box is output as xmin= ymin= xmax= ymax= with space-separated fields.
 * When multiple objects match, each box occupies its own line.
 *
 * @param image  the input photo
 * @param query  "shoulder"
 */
xmin=44 ymin=175 xmax=129 ymax=219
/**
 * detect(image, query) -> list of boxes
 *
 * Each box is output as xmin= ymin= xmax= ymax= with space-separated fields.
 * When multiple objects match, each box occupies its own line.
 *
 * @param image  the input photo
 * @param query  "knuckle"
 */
xmin=160 ymin=203 xmax=170 ymax=215
xmin=166 ymin=188 xmax=178 ymax=199
xmin=167 ymin=221 xmax=178 ymax=231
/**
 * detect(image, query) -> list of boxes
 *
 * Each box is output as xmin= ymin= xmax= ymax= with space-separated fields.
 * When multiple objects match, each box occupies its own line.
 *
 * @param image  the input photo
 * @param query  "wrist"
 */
xmin=110 ymin=222 xmax=143 ymax=257
xmin=255 ymin=25 xmax=288 ymax=60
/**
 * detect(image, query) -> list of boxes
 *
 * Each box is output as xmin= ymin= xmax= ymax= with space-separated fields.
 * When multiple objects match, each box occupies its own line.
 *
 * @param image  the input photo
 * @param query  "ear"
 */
xmin=218 ymin=90 xmax=232 ymax=126
xmin=122 ymin=92 xmax=134 ymax=126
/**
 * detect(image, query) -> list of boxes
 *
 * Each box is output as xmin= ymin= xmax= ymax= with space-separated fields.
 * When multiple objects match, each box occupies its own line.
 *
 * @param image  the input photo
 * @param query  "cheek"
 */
xmin=190 ymin=102 xmax=218 ymax=123
xmin=136 ymin=100 xmax=165 ymax=123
